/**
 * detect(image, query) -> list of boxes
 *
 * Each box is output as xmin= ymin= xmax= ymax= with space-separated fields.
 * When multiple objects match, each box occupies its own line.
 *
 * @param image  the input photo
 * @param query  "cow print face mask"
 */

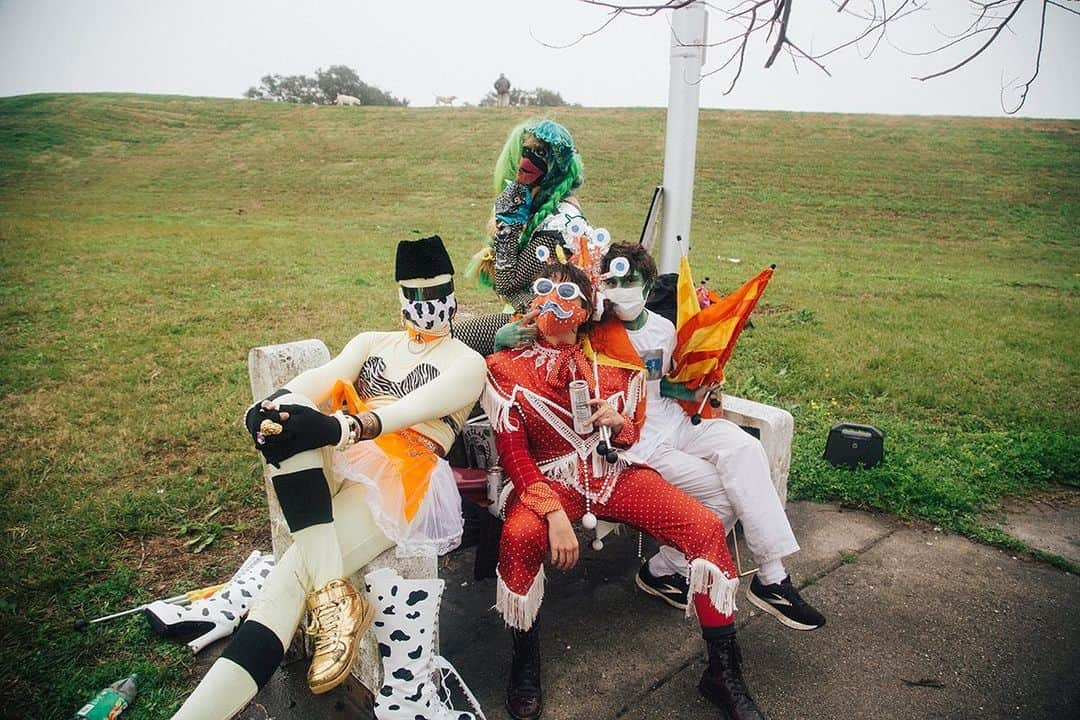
xmin=399 ymin=289 xmax=456 ymax=336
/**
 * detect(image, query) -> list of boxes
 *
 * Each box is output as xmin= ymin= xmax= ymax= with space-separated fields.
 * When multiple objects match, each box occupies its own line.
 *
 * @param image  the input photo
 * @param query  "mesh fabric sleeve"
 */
xmin=455 ymin=313 xmax=513 ymax=357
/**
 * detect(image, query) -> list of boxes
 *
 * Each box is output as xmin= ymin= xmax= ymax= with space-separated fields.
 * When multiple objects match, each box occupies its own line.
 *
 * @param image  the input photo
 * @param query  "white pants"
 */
xmin=646 ymin=415 xmax=799 ymax=577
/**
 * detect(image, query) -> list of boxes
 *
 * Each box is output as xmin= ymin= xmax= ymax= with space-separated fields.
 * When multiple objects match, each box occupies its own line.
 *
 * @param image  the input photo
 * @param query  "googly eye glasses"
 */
xmin=532 ymin=277 xmax=586 ymax=302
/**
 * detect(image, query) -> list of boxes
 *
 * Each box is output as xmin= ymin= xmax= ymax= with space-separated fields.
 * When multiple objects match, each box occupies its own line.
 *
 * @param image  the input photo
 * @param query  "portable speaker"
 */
xmin=823 ymin=423 xmax=884 ymax=468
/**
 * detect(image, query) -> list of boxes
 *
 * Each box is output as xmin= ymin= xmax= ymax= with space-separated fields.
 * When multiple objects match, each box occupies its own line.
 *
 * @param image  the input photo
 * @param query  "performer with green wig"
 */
xmin=457 ymin=119 xmax=592 ymax=356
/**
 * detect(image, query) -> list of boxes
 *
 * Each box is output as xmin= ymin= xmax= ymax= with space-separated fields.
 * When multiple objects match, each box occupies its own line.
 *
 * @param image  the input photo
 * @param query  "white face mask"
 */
xmin=399 ymin=290 xmax=456 ymax=335
xmin=604 ymin=285 xmax=646 ymax=321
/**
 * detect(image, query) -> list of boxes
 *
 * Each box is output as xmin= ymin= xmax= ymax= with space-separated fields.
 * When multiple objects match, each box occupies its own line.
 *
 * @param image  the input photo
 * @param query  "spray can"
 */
xmin=486 ymin=465 xmax=505 ymax=506
xmin=71 ymin=674 xmax=138 ymax=720
xmin=569 ymin=380 xmax=595 ymax=435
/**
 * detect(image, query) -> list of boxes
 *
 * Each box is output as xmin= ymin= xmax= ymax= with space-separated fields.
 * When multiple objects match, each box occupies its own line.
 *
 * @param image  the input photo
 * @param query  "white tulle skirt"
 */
xmin=332 ymin=438 xmax=463 ymax=558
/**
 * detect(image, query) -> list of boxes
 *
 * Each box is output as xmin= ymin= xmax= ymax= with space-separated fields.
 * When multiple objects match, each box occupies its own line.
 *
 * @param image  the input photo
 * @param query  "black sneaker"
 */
xmin=635 ymin=563 xmax=689 ymax=611
xmin=747 ymin=574 xmax=826 ymax=631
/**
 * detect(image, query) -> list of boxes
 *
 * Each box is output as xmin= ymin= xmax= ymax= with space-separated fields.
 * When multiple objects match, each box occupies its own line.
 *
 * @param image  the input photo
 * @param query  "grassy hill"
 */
xmin=1 ymin=93 xmax=1077 ymax=718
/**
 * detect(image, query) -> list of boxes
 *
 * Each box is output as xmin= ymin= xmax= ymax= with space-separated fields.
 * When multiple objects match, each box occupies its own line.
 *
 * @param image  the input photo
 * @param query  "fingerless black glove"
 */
xmin=257 ymin=404 xmax=342 ymax=468
xmin=245 ymin=388 xmax=290 ymax=446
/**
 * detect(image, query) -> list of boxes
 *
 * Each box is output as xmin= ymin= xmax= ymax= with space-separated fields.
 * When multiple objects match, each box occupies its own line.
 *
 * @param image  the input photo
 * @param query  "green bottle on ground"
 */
xmin=72 ymin=674 xmax=138 ymax=719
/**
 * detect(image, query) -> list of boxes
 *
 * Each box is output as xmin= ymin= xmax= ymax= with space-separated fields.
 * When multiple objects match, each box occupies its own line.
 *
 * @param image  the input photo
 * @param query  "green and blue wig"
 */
xmin=492 ymin=119 xmax=584 ymax=249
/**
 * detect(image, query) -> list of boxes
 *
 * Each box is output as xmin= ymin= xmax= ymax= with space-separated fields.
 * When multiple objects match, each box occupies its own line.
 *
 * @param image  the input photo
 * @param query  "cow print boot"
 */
xmin=365 ymin=567 xmax=486 ymax=720
xmin=144 ymin=551 xmax=275 ymax=653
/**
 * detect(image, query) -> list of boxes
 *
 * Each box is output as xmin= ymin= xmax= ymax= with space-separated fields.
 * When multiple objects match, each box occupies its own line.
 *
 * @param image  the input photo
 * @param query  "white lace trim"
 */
xmin=687 ymin=557 xmax=740 ymax=619
xmin=496 ymin=565 xmax=545 ymax=631
xmin=536 ymin=452 xmax=626 ymax=506
xmin=516 ymin=343 xmax=563 ymax=376
xmin=484 ymin=378 xmax=629 ymax=503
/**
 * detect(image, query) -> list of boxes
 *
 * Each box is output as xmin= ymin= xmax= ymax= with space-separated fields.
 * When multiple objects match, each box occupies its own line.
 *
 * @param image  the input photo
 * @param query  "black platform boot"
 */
xmin=699 ymin=630 xmax=765 ymax=720
xmin=506 ymin=624 xmax=542 ymax=720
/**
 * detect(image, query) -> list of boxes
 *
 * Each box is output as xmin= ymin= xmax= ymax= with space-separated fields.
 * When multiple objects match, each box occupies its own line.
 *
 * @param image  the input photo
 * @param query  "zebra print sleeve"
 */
xmin=368 ymin=350 xmax=488 ymax=438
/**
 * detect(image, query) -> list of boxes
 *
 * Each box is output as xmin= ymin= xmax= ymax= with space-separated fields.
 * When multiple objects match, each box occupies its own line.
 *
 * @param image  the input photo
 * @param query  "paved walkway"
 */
xmin=218 ymin=500 xmax=1079 ymax=720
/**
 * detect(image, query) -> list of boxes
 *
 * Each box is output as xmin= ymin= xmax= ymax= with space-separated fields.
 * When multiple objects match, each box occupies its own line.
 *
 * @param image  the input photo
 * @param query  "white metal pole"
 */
xmin=658 ymin=0 xmax=708 ymax=274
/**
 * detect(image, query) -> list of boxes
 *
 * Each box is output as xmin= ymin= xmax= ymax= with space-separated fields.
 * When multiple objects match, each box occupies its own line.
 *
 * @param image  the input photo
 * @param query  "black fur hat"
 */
xmin=395 ymin=235 xmax=454 ymax=282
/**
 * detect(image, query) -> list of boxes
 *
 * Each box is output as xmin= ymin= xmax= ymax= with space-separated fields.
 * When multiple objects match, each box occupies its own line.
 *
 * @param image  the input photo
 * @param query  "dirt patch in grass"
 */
xmin=1002 ymin=484 xmax=1080 ymax=511
xmin=114 ymin=503 xmax=271 ymax=599
xmin=751 ymin=302 xmax=796 ymax=316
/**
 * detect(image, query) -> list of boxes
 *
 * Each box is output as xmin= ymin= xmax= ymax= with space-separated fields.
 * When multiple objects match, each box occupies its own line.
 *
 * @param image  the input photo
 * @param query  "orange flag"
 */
xmin=669 ymin=264 xmax=774 ymax=390
xmin=676 ymin=254 xmax=701 ymax=332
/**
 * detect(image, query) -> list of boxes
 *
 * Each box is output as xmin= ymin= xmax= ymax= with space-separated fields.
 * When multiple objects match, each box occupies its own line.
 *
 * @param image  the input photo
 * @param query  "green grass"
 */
xmin=1 ymin=93 xmax=1078 ymax=718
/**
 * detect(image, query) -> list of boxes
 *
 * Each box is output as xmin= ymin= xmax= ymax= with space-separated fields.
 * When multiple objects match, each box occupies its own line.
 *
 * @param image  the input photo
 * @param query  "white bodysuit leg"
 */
xmin=171 ymin=463 xmax=394 ymax=720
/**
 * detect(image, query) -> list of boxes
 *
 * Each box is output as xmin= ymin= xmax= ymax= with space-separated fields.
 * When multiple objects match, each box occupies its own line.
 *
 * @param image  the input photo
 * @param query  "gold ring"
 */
xmin=260 ymin=419 xmax=283 ymax=436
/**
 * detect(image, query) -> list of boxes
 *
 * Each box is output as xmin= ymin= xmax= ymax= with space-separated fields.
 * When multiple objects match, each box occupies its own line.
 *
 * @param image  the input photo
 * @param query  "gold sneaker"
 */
xmin=305 ymin=577 xmax=372 ymax=694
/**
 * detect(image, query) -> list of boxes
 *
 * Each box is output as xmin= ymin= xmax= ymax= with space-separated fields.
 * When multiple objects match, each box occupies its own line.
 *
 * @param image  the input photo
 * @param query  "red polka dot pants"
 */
xmin=498 ymin=467 xmax=737 ymax=628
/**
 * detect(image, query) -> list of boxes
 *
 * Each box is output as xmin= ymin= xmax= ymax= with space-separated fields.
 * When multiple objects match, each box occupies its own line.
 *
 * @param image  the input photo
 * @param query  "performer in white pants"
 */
xmin=600 ymin=242 xmax=825 ymax=631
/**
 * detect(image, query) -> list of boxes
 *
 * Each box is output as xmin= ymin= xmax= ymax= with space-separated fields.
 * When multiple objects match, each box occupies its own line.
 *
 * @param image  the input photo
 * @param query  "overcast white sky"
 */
xmin=1 ymin=0 xmax=1078 ymax=118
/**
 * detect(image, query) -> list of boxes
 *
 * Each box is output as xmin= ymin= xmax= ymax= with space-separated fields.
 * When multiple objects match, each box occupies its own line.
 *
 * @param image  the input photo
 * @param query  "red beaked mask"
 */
xmin=529 ymin=291 xmax=588 ymax=341
xmin=516 ymin=147 xmax=548 ymax=186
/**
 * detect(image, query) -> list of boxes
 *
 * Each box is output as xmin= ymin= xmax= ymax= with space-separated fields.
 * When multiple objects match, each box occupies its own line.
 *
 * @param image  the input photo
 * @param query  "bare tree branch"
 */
xmin=1002 ymin=0 xmax=1047 ymax=113
xmin=533 ymin=0 xmax=694 ymax=49
xmin=1047 ymin=0 xmax=1080 ymax=15
xmin=711 ymin=4 xmax=757 ymax=92
xmin=530 ymin=11 xmax=622 ymax=50
xmin=569 ymin=0 xmax=1073 ymax=111
xmin=899 ymin=25 xmax=999 ymax=56
xmin=787 ymin=39 xmax=833 ymax=76
xmin=813 ymin=1 xmax=924 ymax=62
xmin=914 ymin=0 xmax=1027 ymax=81
xmin=581 ymin=0 xmax=695 ymax=16
xmin=764 ymin=0 xmax=793 ymax=68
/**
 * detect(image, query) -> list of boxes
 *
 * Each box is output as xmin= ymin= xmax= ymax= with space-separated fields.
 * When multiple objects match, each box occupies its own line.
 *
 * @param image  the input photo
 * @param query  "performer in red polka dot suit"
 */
xmin=482 ymin=262 xmax=765 ymax=720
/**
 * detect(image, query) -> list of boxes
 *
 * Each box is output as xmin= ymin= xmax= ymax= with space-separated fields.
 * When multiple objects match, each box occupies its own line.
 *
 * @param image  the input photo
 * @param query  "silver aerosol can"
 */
xmin=486 ymin=465 xmax=505 ymax=506
xmin=569 ymin=380 xmax=595 ymax=435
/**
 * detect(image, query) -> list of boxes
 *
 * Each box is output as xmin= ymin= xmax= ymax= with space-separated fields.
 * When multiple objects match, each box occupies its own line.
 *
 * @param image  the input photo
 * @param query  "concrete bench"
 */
xmin=248 ymin=339 xmax=795 ymax=683
xmin=247 ymin=339 xmax=437 ymax=694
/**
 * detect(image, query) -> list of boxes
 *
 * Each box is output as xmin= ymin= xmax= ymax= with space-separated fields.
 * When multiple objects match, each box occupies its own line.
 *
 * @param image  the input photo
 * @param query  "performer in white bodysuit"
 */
xmin=169 ymin=236 xmax=487 ymax=720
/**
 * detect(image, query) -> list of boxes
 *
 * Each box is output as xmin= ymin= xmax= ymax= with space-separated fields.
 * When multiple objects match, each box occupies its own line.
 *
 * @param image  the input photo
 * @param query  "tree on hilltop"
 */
xmin=479 ymin=86 xmax=576 ymax=106
xmin=245 ymin=73 xmax=322 ymax=104
xmin=244 ymin=65 xmax=409 ymax=106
